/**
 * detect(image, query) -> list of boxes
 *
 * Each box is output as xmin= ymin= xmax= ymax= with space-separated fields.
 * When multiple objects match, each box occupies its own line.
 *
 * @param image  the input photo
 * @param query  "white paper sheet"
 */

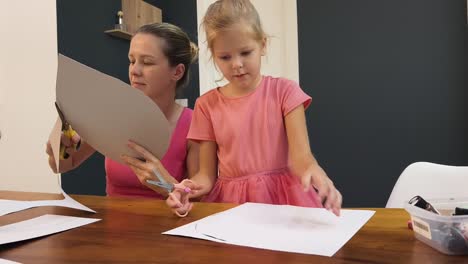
xmin=0 ymin=192 xmax=95 ymax=217
xmin=163 ymin=203 xmax=375 ymax=256
xmin=0 ymin=214 xmax=100 ymax=245
xmin=0 ymin=259 xmax=21 ymax=264
xmin=55 ymin=54 xmax=170 ymax=163
xmin=0 ymin=258 xmax=21 ymax=264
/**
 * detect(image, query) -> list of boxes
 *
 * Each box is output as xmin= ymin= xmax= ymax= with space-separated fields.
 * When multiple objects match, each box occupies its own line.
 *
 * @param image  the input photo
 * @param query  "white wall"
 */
xmin=197 ymin=0 xmax=299 ymax=95
xmin=0 ymin=0 xmax=61 ymax=193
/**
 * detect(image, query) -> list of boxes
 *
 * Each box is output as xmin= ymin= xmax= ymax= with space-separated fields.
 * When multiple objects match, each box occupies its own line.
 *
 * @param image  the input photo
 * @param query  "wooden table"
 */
xmin=0 ymin=191 xmax=466 ymax=264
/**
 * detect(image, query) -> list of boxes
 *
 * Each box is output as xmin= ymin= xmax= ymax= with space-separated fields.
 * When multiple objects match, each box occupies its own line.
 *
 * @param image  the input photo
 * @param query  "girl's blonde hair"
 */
xmin=201 ymin=0 xmax=266 ymax=51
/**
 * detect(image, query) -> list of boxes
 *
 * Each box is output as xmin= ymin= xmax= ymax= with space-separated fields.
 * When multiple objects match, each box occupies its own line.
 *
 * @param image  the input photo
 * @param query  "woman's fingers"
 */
xmin=121 ymin=155 xmax=148 ymax=172
xmin=127 ymin=140 xmax=159 ymax=163
xmin=60 ymin=133 xmax=73 ymax=147
xmin=46 ymin=141 xmax=52 ymax=155
xmin=46 ymin=141 xmax=58 ymax=173
xmin=126 ymin=163 xmax=154 ymax=184
xmin=48 ymin=155 xmax=58 ymax=173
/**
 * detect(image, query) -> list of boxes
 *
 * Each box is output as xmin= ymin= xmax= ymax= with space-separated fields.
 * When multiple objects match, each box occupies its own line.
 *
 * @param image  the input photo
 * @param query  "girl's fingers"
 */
xmin=167 ymin=194 xmax=182 ymax=208
xmin=301 ymin=173 xmax=311 ymax=191
xmin=181 ymin=201 xmax=193 ymax=213
xmin=180 ymin=179 xmax=203 ymax=191
xmin=166 ymin=196 xmax=179 ymax=209
xmin=324 ymin=187 xmax=336 ymax=210
xmin=317 ymin=183 xmax=330 ymax=205
xmin=332 ymin=191 xmax=342 ymax=216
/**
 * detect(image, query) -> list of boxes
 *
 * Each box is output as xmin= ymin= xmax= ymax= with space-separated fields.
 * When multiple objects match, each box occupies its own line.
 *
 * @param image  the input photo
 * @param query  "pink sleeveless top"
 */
xmin=105 ymin=108 xmax=193 ymax=198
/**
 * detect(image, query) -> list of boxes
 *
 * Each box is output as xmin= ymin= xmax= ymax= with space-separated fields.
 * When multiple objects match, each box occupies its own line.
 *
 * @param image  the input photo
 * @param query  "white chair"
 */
xmin=386 ymin=162 xmax=468 ymax=208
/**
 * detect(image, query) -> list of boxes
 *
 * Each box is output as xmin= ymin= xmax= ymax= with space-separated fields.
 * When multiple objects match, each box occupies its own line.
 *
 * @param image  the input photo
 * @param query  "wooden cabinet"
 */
xmin=105 ymin=0 xmax=162 ymax=40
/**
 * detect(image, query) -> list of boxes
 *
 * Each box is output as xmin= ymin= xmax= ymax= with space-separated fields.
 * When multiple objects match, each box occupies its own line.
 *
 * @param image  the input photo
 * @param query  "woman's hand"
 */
xmin=46 ymin=132 xmax=82 ymax=173
xmin=121 ymin=140 xmax=178 ymax=196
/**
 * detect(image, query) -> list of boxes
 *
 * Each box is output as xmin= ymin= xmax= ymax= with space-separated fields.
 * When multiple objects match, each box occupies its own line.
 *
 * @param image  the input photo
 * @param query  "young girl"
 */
xmin=167 ymin=0 xmax=342 ymax=216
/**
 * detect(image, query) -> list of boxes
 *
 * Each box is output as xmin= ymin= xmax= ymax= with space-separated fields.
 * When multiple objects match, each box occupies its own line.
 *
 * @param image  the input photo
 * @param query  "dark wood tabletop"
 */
xmin=0 ymin=191 xmax=467 ymax=264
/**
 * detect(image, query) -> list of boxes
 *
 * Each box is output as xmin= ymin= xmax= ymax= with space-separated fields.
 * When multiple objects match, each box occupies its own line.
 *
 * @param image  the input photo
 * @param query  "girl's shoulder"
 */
xmin=263 ymin=75 xmax=300 ymax=89
xmin=262 ymin=76 xmax=303 ymax=98
xmin=193 ymin=87 xmax=222 ymax=107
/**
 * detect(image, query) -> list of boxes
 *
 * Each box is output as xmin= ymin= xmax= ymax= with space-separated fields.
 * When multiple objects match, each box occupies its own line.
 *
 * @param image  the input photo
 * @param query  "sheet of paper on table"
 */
xmin=0 ymin=258 xmax=21 ymax=264
xmin=163 ymin=203 xmax=375 ymax=257
xmin=0 ymin=214 xmax=100 ymax=245
xmin=0 ymin=191 xmax=95 ymax=217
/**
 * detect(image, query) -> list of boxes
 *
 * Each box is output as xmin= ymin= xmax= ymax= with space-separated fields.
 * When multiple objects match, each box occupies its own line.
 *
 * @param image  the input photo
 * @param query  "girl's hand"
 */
xmin=293 ymin=162 xmax=342 ymax=216
xmin=284 ymin=105 xmax=342 ymax=216
xmin=166 ymin=179 xmax=202 ymax=217
xmin=307 ymin=165 xmax=342 ymax=216
xmin=121 ymin=140 xmax=176 ymax=196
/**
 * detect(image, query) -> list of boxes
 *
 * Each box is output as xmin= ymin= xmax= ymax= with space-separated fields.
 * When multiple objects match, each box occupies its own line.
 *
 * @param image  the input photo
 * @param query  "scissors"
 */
xmin=55 ymin=102 xmax=80 ymax=160
xmin=146 ymin=168 xmax=191 ymax=194
xmin=408 ymin=195 xmax=440 ymax=215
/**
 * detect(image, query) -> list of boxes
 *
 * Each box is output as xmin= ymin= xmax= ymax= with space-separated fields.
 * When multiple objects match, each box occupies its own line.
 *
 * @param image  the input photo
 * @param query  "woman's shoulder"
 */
xmin=180 ymin=107 xmax=193 ymax=121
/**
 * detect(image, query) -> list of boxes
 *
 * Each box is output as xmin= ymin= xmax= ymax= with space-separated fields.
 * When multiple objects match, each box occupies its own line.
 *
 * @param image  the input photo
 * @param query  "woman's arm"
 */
xmin=285 ymin=104 xmax=342 ymax=216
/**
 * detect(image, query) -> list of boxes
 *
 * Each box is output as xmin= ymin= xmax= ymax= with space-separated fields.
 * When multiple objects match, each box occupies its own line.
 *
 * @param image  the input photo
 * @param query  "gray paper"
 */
xmin=56 ymin=54 xmax=170 ymax=163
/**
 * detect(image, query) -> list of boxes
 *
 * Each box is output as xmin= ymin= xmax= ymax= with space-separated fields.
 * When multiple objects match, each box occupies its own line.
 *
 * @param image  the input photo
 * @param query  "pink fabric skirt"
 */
xmin=202 ymin=168 xmax=323 ymax=207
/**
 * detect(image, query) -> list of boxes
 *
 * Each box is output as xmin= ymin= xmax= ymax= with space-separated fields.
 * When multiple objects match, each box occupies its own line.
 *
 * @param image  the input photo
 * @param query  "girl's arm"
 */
xmin=185 ymin=139 xmax=200 ymax=180
xmin=285 ymin=104 xmax=342 ymax=216
xmin=188 ymin=140 xmax=218 ymax=198
xmin=165 ymin=140 xmax=217 ymax=216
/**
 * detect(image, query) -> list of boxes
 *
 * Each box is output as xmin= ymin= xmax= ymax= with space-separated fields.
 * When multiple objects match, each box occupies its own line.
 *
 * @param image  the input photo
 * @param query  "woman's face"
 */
xmin=128 ymin=33 xmax=177 ymax=101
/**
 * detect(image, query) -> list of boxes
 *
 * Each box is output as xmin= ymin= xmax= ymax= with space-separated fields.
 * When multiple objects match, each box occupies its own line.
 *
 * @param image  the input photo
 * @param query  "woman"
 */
xmin=46 ymin=23 xmax=199 ymax=198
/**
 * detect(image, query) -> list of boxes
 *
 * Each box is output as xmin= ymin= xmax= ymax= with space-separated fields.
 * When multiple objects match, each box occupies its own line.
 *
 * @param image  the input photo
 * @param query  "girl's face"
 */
xmin=128 ymin=33 xmax=178 ymax=101
xmin=211 ymin=23 xmax=266 ymax=91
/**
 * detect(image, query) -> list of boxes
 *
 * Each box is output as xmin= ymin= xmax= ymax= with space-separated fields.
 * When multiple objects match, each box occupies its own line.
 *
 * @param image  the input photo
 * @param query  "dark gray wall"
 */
xmin=57 ymin=0 xmax=199 ymax=195
xmin=58 ymin=0 xmax=467 ymax=207
xmin=297 ymin=0 xmax=468 ymax=207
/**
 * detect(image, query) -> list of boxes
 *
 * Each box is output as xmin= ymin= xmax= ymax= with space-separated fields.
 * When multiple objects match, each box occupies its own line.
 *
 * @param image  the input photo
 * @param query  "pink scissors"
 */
xmin=147 ymin=168 xmax=193 ymax=217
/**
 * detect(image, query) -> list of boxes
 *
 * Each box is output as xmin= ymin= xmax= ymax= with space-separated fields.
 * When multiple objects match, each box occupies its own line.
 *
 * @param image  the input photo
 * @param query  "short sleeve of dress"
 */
xmin=280 ymin=78 xmax=312 ymax=116
xmin=187 ymin=97 xmax=216 ymax=142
